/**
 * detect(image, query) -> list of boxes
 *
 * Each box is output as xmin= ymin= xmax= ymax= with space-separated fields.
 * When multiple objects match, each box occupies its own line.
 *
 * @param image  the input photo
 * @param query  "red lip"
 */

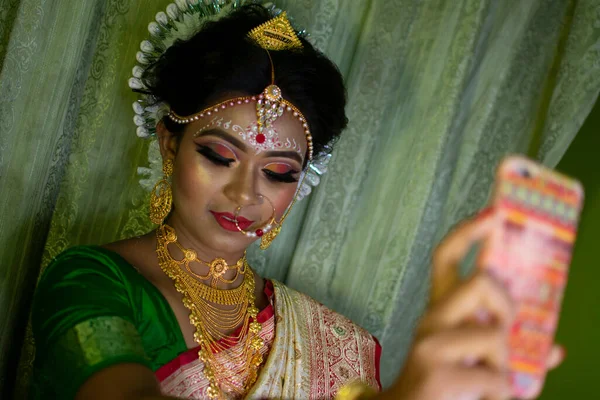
xmin=210 ymin=211 xmax=254 ymax=232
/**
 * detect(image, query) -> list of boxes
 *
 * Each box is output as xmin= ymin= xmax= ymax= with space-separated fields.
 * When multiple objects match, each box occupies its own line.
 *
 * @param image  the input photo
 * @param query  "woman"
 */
xmin=30 ymin=3 xmax=564 ymax=400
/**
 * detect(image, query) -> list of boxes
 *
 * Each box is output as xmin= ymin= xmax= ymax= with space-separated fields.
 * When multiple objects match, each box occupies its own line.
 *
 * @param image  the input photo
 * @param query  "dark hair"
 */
xmin=142 ymin=4 xmax=347 ymax=160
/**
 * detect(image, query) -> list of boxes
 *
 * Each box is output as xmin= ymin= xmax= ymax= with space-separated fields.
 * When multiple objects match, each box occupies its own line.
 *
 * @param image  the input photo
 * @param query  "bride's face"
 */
xmin=160 ymin=101 xmax=308 ymax=253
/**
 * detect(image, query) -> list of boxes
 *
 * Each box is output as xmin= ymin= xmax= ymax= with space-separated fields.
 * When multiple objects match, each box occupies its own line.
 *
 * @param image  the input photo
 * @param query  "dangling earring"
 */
xmin=149 ymin=158 xmax=173 ymax=225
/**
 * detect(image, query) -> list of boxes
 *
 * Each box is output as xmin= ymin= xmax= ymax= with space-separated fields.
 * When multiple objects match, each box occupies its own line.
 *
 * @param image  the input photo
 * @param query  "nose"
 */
xmin=223 ymin=163 xmax=260 ymax=207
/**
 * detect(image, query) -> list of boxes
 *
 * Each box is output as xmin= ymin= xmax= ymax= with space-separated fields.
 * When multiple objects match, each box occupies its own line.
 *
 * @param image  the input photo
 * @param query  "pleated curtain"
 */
xmin=1 ymin=0 xmax=599 ymax=397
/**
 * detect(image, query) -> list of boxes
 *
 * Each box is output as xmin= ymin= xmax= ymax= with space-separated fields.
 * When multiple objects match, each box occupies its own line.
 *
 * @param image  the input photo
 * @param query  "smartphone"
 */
xmin=478 ymin=156 xmax=584 ymax=399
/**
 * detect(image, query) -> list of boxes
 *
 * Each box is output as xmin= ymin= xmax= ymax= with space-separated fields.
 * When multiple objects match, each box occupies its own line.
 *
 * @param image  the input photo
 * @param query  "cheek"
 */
xmin=173 ymin=156 xmax=216 ymax=204
xmin=270 ymin=185 xmax=298 ymax=219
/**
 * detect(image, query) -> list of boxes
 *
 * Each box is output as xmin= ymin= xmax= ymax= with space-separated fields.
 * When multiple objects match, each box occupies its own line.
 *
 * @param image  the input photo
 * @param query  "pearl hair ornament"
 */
xmin=167 ymin=91 xmax=314 ymax=161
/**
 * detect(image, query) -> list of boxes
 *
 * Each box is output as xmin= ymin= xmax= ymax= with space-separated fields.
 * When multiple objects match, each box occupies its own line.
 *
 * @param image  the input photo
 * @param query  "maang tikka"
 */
xmin=167 ymin=13 xmax=313 ymax=161
xmin=253 ymin=13 xmax=307 ymax=250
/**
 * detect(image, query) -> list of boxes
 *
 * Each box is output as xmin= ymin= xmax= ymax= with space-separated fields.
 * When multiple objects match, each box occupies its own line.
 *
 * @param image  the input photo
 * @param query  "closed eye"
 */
xmin=197 ymin=145 xmax=235 ymax=167
xmin=262 ymin=168 xmax=299 ymax=183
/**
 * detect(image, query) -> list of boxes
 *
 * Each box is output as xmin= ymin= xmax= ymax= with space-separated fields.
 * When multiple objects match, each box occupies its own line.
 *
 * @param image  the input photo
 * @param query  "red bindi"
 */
xmin=256 ymin=133 xmax=266 ymax=144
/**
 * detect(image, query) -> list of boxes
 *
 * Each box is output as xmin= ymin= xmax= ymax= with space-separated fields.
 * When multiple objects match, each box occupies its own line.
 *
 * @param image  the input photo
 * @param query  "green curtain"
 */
xmin=543 ymin=96 xmax=600 ymax=400
xmin=285 ymin=0 xmax=600 ymax=386
xmin=1 ymin=0 xmax=599 ymax=398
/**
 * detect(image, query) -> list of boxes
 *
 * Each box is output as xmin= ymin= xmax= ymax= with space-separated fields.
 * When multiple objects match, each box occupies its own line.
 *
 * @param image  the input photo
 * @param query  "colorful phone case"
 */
xmin=478 ymin=156 xmax=584 ymax=399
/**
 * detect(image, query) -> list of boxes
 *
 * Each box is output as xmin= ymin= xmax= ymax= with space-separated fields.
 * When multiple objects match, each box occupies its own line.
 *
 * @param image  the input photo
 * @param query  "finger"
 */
xmin=426 ymin=366 xmax=511 ymax=400
xmin=547 ymin=345 xmax=565 ymax=370
xmin=415 ymin=326 xmax=509 ymax=371
xmin=431 ymin=210 xmax=496 ymax=304
xmin=421 ymin=273 xmax=515 ymax=334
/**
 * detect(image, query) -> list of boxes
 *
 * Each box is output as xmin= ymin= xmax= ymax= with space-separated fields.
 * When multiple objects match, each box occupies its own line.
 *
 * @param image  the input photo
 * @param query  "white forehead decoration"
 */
xmin=195 ymin=116 xmax=303 ymax=155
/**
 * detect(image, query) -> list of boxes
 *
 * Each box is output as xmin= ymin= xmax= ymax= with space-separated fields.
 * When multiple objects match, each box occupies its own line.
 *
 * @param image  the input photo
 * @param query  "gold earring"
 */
xmin=149 ymin=158 xmax=173 ymax=225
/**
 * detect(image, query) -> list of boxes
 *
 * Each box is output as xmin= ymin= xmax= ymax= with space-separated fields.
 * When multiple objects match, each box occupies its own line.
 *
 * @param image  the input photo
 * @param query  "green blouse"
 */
xmin=30 ymin=246 xmax=188 ymax=399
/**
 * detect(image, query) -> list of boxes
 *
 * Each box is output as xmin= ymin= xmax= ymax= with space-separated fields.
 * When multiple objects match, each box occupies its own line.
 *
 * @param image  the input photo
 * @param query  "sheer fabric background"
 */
xmin=1 ymin=0 xmax=599 ymax=397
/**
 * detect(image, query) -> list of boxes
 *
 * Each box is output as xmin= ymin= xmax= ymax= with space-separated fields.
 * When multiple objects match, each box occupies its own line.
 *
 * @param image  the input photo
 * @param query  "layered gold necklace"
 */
xmin=156 ymin=224 xmax=264 ymax=399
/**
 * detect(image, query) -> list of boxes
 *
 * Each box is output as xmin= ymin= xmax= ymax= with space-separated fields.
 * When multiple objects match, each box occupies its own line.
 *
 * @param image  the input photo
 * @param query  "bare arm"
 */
xmin=75 ymin=363 xmax=180 ymax=400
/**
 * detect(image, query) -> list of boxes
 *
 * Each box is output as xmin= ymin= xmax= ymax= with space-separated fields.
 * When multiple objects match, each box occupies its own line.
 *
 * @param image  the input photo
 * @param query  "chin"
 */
xmin=202 ymin=224 xmax=256 ymax=252
xmin=213 ymin=238 xmax=256 ymax=255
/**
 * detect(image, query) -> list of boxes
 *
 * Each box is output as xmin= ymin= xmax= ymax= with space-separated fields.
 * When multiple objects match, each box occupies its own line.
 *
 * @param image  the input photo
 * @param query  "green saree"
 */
xmin=30 ymin=246 xmax=189 ymax=399
xmin=30 ymin=246 xmax=380 ymax=399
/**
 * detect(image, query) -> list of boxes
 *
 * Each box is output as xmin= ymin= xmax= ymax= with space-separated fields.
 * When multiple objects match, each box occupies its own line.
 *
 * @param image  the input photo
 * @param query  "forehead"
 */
xmin=192 ymin=102 xmax=308 ymax=152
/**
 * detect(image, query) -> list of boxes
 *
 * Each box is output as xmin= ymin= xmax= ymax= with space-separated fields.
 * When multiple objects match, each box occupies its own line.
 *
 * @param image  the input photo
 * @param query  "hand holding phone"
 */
xmin=478 ymin=156 xmax=584 ymax=398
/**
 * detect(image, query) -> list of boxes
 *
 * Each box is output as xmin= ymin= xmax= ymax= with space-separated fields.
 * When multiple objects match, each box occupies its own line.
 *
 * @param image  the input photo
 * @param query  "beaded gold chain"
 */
xmin=156 ymin=225 xmax=264 ymax=399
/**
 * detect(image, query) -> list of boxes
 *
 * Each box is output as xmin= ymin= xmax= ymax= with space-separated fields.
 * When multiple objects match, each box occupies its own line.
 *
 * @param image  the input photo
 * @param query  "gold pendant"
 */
xmin=209 ymin=258 xmax=228 ymax=278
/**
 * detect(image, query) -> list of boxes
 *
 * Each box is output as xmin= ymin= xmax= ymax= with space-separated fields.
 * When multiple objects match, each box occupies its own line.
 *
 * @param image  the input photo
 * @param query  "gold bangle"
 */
xmin=335 ymin=381 xmax=377 ymax=400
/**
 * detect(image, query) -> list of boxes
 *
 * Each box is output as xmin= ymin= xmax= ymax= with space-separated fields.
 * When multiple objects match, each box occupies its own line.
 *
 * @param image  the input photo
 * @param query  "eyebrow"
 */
xmin=195 ymin=128 xmax=304 ymax=164
xmin=195 ymin=128 xmax=248 ymax=151
xmin=264 ymin=150 xmax=303 ymax=164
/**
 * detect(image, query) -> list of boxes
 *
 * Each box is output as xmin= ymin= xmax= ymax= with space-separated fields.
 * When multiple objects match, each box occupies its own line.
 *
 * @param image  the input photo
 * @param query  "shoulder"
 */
xmin=39 ymin=245 xmax=138 ymax=288
xmin=101 ymin=233 xmax=166 ymax=285
xmin=32 ymin=245 xmax=142 ymax=344
xmin=40 ymin=232 xmax=158 ymax=283
xmin=35 ymin=244 xmax=142 ymax=310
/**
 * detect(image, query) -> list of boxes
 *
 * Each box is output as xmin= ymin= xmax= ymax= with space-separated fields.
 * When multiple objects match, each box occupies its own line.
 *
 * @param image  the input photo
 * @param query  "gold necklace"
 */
xmin=161 ymin=224 xmax=247 ymax=288
xmin=156 ymin=224 xmax=264 ymax=399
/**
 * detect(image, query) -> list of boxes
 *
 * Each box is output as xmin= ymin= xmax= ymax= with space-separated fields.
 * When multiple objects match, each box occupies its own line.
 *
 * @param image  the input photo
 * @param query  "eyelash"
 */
xmin=197 ymin=145 xmax=299 ymax=183
xmin=197 ymin=145 xmax=235 ymax=167
xmin=263 ymin=169 xmax=299 ymax=183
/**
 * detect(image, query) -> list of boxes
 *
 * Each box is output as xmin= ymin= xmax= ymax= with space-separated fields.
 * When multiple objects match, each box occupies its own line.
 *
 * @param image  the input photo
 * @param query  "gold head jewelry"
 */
xmin=168 ymin=93 xmax=313 ymax=161
xmin=149 ymin=158 xmax=174 ymax=225
xmin=247 ymin=12 xmax=303 ymax=51
xmin=167 ymin=13 xmax=314 ymax=161
xmin=156 ymin=224 xmax=264 ymax=399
